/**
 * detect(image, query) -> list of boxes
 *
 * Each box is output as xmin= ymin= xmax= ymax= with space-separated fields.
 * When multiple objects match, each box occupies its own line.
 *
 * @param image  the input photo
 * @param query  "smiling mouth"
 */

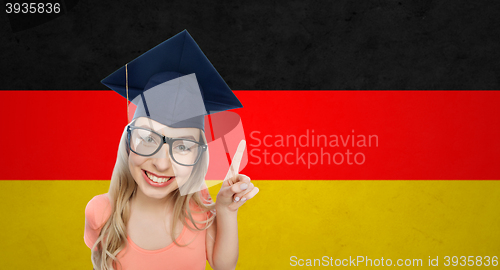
xmin=144 ymin=170 xmax=174 ymax=183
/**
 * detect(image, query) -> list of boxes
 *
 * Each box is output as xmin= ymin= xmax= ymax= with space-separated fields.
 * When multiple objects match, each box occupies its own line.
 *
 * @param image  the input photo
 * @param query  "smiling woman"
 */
xmin=85 ymin=125 xmax=213 ymax=269
xmin=127 ymin=117 xmax=208 ymax=199
xmin=84 ymin=30 xmax=259 ymax=270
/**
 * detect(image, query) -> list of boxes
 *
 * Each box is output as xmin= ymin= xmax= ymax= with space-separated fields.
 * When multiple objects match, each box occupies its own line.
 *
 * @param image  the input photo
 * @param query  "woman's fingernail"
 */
xmin=234 ymin=197 xmax=240 ymax=202
xmin=241 ymin=197 xmax=247 ymax=202
xmin=240 ymin=183 xmax=248 ymax=190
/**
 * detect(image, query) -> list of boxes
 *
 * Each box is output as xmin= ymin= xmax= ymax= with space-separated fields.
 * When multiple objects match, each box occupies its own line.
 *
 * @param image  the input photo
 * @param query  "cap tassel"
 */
xmin=126 ymin=63 xmax=130 ymax=123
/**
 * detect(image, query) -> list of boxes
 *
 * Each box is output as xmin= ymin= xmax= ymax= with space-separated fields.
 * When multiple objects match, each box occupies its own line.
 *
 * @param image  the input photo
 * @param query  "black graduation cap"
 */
xmin=101 ymin=30 xmax=242 ymax=130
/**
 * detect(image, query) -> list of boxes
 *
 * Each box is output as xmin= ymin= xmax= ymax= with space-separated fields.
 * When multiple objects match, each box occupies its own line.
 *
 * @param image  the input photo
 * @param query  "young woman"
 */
xmin=85 ymin=117 xmax=257 ymax=270
xmin=84 ymin=30 xmax=259 ymax=270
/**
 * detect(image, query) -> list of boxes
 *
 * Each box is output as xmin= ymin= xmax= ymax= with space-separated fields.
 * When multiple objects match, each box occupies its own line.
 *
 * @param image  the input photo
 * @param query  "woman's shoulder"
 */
xmin=85 ymin=193 xmax=112 ymax=230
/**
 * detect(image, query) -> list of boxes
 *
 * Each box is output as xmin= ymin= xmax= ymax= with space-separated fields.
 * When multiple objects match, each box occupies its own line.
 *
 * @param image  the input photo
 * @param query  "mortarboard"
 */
xmin=100 ymin=30 xmax=242 ymax=130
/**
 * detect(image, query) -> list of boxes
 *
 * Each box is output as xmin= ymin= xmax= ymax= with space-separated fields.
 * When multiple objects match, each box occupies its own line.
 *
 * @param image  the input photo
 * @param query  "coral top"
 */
xmin=84 ymin=193 xmax=211 ymax=270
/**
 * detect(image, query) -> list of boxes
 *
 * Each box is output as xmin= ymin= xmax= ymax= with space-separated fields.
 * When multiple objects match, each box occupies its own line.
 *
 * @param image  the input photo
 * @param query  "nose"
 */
xmin=151 ymin=144 xmax=174 ymax=172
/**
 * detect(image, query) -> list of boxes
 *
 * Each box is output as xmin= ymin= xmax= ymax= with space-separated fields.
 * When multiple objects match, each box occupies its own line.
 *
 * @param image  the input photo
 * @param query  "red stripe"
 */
xmin=1 ymin=91 xmax=499 ymax=180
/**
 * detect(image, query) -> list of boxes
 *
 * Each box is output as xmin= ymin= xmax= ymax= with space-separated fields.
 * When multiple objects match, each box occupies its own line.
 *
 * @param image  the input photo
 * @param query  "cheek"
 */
xmin=173 ymin=165 xmax=194 ymax=178
xmin=173 ymin=166 xmax=194 ymax=187
xmin=128 ymin=153 xmax=147 ymax=172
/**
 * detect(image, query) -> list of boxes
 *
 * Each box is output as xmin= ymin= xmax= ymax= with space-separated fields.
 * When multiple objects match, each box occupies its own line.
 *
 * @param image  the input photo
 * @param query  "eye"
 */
xmin=176 ymin=144 xmax=189 ymax=152
xmin=144 ymin=136 xmax=155 ymax=143
xmin=140 ymin=134 xmax=158 ymax=146
xmin=173 ymin=140 xmax=197 ymax=154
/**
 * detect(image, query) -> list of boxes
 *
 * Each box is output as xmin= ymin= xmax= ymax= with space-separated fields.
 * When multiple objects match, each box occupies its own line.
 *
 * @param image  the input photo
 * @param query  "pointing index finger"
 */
xmin=225 ymin=140 xmax=246 ymax=185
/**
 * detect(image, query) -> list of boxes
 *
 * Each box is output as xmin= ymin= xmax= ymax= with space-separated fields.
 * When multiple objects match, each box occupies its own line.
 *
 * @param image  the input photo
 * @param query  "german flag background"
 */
xmin=2 ymin=1 xmax=500 ymax=269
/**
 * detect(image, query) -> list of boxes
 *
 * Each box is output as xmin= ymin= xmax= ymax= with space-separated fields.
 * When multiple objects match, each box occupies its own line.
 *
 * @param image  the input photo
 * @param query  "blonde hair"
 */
xmin=91 ymin=125 xmax=215 ymax=270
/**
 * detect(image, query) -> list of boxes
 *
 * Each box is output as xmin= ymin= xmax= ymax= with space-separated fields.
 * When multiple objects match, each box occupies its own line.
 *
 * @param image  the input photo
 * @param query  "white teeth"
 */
xmin=146 ymin=171 xmax=172 ymax=183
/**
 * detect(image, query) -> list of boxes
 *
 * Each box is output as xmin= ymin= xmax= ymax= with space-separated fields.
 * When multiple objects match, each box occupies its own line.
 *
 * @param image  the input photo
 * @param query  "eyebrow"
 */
xmin=175 ymin=135 xmax=197 ymax=140
xmin=136 ymin=125 xmax=197 ymax=140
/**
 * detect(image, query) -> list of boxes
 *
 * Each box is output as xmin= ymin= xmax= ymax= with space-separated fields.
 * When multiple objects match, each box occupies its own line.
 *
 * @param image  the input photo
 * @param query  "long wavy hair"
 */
xmin=91 ymin=125 xmax=215 ymax=270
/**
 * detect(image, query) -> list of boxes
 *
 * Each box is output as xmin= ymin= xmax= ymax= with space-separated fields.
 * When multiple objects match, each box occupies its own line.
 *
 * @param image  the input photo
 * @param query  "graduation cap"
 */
xmin=101 ymin=29 xmax=242 ymax=130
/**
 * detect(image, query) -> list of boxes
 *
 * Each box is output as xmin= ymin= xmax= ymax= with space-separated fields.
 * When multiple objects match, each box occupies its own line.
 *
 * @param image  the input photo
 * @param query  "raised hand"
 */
xmin=216 ymin=140 xmax=259 ymax=212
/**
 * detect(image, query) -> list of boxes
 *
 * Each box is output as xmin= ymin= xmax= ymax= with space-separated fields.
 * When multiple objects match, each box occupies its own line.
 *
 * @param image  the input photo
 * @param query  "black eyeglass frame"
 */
xmin=127 ymin=125 xmax=207 ymax=166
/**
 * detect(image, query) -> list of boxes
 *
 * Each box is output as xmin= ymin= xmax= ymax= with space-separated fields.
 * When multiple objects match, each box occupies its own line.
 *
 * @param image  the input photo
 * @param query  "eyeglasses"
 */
xmin=127 ymin=126 xmax=207 ymax=166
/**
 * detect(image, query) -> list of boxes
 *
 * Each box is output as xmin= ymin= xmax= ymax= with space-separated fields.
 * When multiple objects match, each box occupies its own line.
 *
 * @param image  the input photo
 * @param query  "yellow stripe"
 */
xmin=0 ymin=180 xmax=499 ymax=269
